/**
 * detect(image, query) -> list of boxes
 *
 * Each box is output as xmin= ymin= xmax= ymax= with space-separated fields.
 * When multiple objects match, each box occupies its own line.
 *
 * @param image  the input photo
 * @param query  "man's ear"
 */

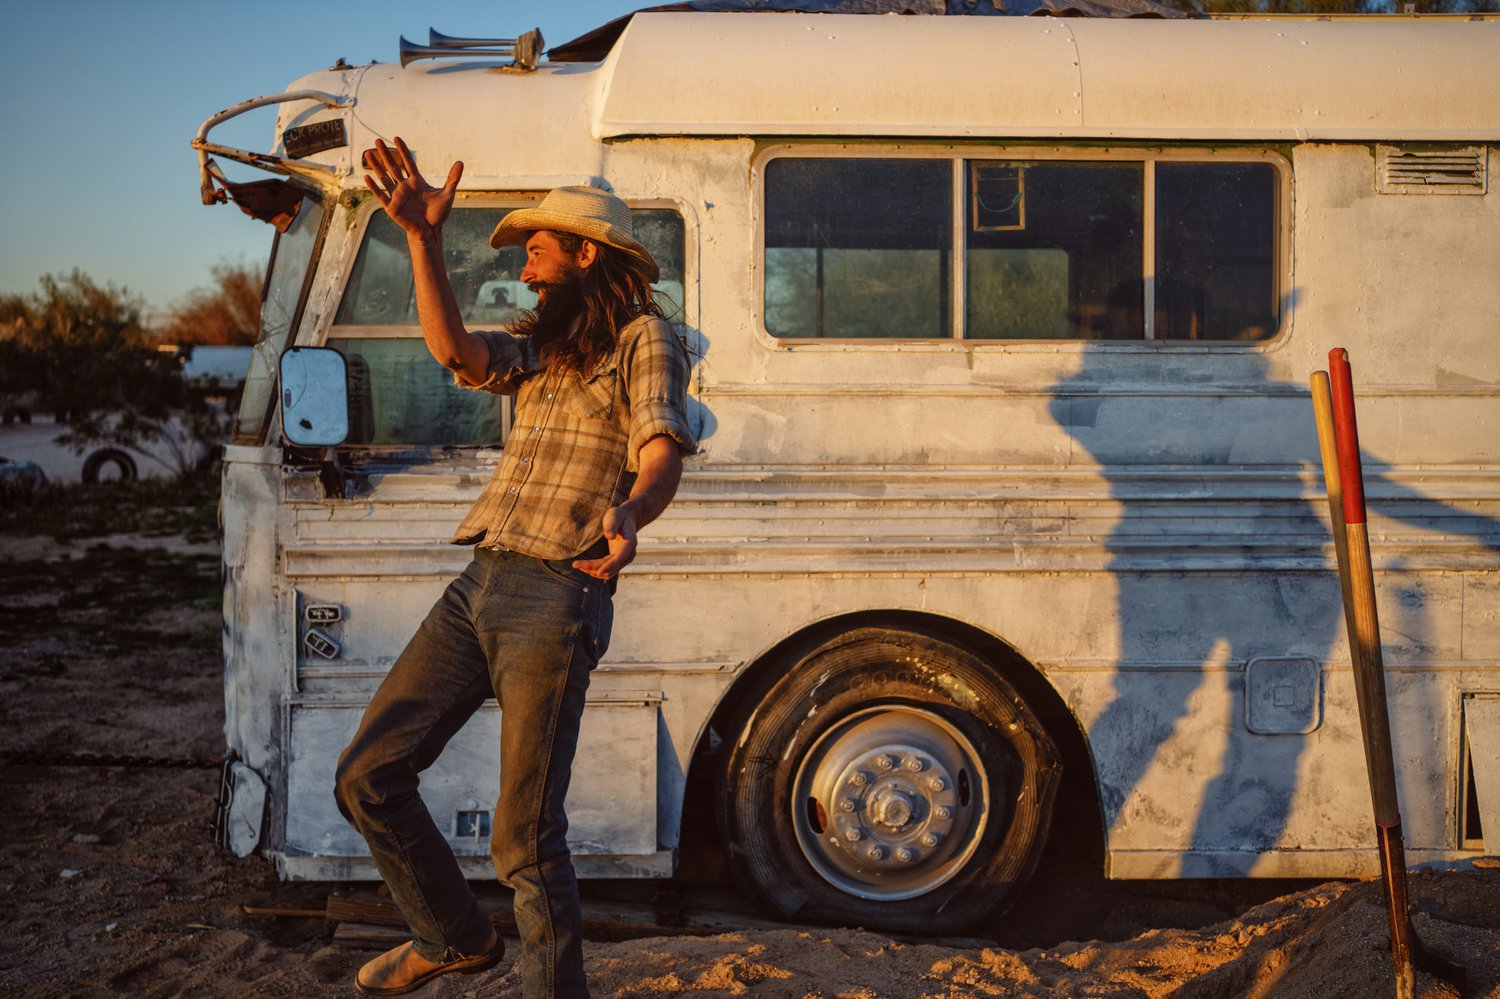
xmin=575 ymin=239 xmax=599 ymax=270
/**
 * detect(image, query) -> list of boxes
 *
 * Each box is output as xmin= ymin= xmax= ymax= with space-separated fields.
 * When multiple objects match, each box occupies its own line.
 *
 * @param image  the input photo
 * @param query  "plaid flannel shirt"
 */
xmin=450 ymin=314 xmax=696 ymax=560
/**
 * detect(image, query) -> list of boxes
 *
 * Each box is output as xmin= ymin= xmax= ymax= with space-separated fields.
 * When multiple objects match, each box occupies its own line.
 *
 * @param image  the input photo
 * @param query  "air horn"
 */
xmin=398 ymin=27 xmax=544 ymax=70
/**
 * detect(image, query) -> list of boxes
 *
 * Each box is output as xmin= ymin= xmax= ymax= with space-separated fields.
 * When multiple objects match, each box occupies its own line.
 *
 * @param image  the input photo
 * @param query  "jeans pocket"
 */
xmin=538 ymin=556 xmax=582 ymax=584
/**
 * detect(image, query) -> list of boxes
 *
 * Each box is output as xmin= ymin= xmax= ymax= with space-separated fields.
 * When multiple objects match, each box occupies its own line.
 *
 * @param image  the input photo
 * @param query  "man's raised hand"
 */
xmin=362 ymin=136 xmax=463 ymax=240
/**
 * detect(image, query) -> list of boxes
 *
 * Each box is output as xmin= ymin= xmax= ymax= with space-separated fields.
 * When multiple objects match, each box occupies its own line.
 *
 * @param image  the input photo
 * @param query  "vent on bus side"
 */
xmin=1376 ymin=146 xmax=1488 ymax=195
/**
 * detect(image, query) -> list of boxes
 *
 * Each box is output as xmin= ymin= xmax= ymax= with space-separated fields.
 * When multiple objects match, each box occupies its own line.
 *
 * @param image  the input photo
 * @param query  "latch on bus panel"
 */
xmin=303 ymin=604 xmax=344 ymax=660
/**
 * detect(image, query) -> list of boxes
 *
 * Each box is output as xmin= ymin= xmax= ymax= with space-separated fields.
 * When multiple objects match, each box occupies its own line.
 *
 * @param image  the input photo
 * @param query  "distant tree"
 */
xmin=1 ymin=297 xmax=45 ymax=419
xmin=1 ymin=271 xmax=228 ymax=478
xmin=159 ymin=260 xmax=264 ymax=346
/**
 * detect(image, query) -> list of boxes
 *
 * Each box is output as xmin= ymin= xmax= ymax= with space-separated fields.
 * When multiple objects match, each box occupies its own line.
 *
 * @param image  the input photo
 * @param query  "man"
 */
xmin=334 ymin=137 xmax=695 ymax=998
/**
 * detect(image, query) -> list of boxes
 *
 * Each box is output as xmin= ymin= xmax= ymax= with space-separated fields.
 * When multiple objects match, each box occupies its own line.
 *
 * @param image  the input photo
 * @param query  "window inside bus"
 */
xmin=330 ymin=206 xmax=685 ymax=447
xmin=763 ymin=154 xmax=1278 ymax=342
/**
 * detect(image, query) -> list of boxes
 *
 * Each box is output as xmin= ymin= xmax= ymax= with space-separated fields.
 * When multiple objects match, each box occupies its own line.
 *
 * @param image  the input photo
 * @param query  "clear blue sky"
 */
xmin=0 ymin=1 xmax=650 ymax=318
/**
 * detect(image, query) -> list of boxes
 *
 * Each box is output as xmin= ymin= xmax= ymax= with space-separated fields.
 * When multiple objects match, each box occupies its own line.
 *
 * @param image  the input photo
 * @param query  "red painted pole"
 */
xmin=1324 ymin=347 xmax=1415 ymax=998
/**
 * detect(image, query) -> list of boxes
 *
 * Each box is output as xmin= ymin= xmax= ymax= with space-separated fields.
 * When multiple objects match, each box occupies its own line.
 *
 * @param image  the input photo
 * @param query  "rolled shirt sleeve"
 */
xmin=621 ymin=316 xmax=697 ymax=472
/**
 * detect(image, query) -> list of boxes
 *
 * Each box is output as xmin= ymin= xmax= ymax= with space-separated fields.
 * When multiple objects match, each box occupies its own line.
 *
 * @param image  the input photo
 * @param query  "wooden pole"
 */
xmin=1319 ymin=349 xmax=1416 ymax=999
xmin=1310 ymin=372 xmax=1355 ymax=650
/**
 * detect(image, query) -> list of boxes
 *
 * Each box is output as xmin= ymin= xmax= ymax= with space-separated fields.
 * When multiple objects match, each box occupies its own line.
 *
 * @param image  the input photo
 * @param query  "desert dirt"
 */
xmin=2 ymin=485 xmax=1497 ymax=999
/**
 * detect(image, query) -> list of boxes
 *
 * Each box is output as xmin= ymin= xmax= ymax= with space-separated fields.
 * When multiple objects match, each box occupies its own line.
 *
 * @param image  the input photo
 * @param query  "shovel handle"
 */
xmin=1311 ymin=372 xmax=1356 ymax=646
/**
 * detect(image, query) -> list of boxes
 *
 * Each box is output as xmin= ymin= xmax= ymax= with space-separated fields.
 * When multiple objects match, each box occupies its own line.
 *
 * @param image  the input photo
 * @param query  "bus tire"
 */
xmin=718 ymin=626 xmax=1061 ymax=934
xmin=81 ymin=448 xmax=138 ymax=484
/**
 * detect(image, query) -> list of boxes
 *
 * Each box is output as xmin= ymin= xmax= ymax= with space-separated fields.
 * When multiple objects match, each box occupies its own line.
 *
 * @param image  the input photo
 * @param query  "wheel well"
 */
xmin=675 ymin=610 xmax=1102 ymax=885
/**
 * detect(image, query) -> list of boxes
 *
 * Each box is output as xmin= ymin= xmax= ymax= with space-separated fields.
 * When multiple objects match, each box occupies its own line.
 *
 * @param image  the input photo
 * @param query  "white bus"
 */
xmin=199 ymin=6 xmax=1500 ymax=933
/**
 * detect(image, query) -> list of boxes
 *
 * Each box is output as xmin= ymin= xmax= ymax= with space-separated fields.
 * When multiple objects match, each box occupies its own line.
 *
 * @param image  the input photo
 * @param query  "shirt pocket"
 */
xmin=565 ymin=364 xmax=618 ymax=422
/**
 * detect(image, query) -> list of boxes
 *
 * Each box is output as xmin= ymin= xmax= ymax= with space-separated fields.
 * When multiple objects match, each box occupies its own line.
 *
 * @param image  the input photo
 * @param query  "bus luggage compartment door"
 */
xmin=280 ymin=692 xmax=661 ymax=875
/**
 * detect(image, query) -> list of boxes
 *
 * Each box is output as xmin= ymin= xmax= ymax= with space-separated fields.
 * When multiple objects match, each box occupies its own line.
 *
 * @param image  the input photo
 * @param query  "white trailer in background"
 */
xmin=199 ymin=6 xmax=1500 ymax=933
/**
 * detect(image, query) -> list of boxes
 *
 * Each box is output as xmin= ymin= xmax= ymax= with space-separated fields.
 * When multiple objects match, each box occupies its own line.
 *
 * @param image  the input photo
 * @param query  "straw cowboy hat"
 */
xmin=490 ymin=186 xmax=659 ymax=283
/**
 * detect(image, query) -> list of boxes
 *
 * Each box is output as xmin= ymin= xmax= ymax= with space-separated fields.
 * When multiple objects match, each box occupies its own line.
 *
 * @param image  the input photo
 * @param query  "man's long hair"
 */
xmin=510 ymin=232 xmax=665 ymax=374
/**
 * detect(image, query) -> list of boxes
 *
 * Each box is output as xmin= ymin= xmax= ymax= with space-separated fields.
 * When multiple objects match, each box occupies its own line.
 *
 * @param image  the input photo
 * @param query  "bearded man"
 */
xmin=335 ymin=137 xmax=695 ymax=998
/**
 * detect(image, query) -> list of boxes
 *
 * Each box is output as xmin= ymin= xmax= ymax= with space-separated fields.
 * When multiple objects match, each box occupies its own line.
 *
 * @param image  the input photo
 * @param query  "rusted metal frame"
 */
xmin=191 ymin=90 xmax=352 ymax=205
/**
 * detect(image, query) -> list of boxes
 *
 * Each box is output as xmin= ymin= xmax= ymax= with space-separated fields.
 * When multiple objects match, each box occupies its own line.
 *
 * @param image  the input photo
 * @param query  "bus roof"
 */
xmin=591 ymin=12 xmax=1499 ymax=142
xmin=546 ymin=0 xmax=1191 ymax=62
xmin=269 ymin=11 xmax=1497 ymax=190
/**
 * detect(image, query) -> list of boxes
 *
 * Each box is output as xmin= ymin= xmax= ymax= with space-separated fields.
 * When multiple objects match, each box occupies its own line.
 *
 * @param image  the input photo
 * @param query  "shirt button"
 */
xmin=521 ymin=457 xmax=530 ymax=463
xmin=508 ymin=486 xmax=518 ymax=493
xmin=546 ymin=393 xmax=554 ymax=400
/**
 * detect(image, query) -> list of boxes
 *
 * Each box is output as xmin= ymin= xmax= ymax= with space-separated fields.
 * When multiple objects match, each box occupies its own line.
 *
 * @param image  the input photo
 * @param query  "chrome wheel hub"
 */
xmin=791 ymin=705 xmax=988 ymax=901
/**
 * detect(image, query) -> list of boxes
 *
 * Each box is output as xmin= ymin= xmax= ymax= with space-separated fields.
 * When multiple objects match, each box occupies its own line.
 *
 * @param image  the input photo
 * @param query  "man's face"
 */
xmin=521 ymin=231 xmax=588 ymax=303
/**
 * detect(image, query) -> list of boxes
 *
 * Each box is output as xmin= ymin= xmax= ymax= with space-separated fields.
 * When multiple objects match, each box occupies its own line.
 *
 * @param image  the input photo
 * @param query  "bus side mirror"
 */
xmin=279 ymin=347 xmax=349 ymax=447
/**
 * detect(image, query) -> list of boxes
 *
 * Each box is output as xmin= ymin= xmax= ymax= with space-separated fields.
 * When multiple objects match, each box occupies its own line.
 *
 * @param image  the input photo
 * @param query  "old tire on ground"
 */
xmin=718 ymin=627 xmax=1062 ymax=934
xmin=81 ymin=448 xmax=138 ymax=484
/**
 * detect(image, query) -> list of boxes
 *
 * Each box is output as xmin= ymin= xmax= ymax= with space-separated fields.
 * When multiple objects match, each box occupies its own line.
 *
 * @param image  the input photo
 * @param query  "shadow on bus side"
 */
xmin=1049 ymin=344 xmax=1500 ymax=870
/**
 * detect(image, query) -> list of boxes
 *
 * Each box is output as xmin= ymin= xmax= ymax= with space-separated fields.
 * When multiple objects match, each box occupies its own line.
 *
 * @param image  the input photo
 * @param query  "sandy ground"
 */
xmin=2 ymin=526 xmax=1498 ymax=999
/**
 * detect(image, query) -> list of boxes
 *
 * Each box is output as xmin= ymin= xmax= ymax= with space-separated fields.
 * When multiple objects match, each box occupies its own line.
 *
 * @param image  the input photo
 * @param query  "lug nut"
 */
xmin=837 ymin=798 xmax=855 ymax=813
xmin=894 ymin=847 xmax=914 ymax=863
xmin=849 ymin=772 xmax=868 ymax=788
xmin=934 ymin=806 xmax=952 ymax=821
xmin=846 ymin=828 xmax=862 ymax=842
xmin=865 ymin=845 xmax=885 ymax=861
xmin=875 ymin=754 xmax=895 ymax=771
xmin=921 ymin=832 xmax=939 ymax=848
xmin=927 ymin=776 xmax=945 ymax=792
xmin=902 ymin=755 xmax=925 ymax=772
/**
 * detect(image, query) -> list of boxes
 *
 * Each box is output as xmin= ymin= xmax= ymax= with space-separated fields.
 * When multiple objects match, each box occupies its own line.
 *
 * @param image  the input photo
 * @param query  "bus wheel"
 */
xmin=81 ymin=448 xmax=138 ymax=484
xmin=718 ymin=627 xmax=1061 ymax=934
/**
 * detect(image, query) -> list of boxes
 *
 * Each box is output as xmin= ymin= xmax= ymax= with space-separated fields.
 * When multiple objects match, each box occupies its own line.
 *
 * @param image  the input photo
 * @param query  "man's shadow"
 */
xmin=1048 ymin=346 xmax=1500 ymax=870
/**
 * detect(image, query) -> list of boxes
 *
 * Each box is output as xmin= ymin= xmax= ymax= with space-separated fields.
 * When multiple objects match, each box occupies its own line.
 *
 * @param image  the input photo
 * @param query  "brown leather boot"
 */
xmin=355 ymin=929 xmax=504 ymax=995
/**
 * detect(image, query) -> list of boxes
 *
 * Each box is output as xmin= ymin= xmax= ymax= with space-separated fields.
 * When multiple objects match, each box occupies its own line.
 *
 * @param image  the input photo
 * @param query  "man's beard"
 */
xmin=527 ymin=273 xmax=586 ymax=361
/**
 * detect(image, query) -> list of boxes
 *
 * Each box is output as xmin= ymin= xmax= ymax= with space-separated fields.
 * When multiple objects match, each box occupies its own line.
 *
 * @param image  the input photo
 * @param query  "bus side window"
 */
xmin=1155 ymin=162 xmax=1278 ymax=342
xmin=631 ymin=209 xmax=686 ymax=324
xmin=762 ymin=153 xmax=1280 ymax=343
xmin=966 ymin=161 xmax=1144 ymax=341
xmin=764 ymin=158 xmax=951 ymax=340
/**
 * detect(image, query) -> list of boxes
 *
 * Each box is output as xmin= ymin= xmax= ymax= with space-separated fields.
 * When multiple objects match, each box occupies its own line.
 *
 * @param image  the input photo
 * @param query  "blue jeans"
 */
xmin=334 ymin=546 xmax=612 ymax=999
